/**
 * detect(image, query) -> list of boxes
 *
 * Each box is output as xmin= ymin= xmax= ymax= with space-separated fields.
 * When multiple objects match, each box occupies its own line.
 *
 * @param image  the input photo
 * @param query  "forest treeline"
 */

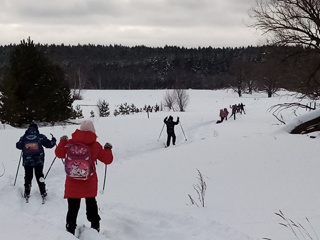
xmin=0 ymin=44 xmax=317 ymax=96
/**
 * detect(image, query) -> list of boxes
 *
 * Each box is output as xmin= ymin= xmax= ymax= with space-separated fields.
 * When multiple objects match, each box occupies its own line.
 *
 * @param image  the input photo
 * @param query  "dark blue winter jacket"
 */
xmin=16 ymin=124 xmax=56 ymax=167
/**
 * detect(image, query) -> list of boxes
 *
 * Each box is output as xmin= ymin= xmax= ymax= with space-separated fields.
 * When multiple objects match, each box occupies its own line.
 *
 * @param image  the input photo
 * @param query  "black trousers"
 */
xmin=216 ymin=117 xmax=225 ymax=124
xmin=24 ymin=166 xmax=46 ymax=195
xmin=229 ymin=112 xmax=236 ymax=120
xmin=66 ymin=198 xmax=101 ymax=233
xmin=166 ymin=132 xmax=176 ymax=147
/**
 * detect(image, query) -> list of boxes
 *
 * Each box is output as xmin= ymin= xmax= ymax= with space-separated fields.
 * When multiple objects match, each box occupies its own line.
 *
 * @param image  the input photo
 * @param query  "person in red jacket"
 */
xmin=55 ymin=120 xmax=113 ymax=235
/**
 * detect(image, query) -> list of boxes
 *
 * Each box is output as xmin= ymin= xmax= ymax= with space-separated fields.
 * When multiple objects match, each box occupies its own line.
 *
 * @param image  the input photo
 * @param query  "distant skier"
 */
xmin=216 ymin=108 xmax=229 ymax=124
xmin=216 ymin=109 xmax=225 ymax=124
xmin=229 ymin=104 xmax=237 ymax=120
xmin=16 ymin=123 xmax=56 ymax=199
xmin=164 ymin=116 xmax=179 ymax=147
xmin=224 ymin=108 xmax=229 ymax=120
xmin=239 ymin=103 xmax=246 ymax=114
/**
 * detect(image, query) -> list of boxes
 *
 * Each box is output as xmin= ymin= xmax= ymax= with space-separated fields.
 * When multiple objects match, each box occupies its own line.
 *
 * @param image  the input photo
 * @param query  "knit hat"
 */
xmin=29 ymin=122 xmax=38 ymax=129
xmin=80 ymin=120 xmax=96 ymax=133
xmin=26 ymin=122 xmax=39 ymax=135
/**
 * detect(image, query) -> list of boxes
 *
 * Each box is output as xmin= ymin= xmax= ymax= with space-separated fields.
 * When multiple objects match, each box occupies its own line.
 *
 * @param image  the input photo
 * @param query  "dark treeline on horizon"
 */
xmin=0 ymin=43 xmax=317 ymax=96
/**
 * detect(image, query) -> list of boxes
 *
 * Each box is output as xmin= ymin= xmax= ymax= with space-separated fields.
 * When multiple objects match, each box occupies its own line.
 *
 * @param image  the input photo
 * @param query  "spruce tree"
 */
xmin=97 ymin=100 xmax=110 ymax=117
xmin=0 ymin=37 xmax=73 ymax=127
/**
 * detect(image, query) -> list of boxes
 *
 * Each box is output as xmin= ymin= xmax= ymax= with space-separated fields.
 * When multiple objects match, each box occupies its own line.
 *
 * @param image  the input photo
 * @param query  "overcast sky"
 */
xmin=0 ymin=0 xmax=263 ymax=48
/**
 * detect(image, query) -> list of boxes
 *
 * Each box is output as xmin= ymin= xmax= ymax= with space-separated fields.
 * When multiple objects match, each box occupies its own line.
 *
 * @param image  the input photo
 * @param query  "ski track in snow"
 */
xmin=99 ymin=204 xmax=252 ymax=240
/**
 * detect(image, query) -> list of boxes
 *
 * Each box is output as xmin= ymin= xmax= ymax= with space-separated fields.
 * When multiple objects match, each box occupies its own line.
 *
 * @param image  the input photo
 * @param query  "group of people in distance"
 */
xmin=216 ymin=103 xmax=246 ymax=124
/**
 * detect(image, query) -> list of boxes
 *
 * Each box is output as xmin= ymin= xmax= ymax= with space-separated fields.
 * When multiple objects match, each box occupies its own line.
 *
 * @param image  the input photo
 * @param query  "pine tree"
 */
xmin=0 ymin=37 xmax=73 ymax=126
xmin=130 ymin=103 xmax=136 ymax=114
xmin=119 ymin=104 xmax=125 ymax=115
xmin=113 ymin=109 xmax=120 ymax=117
xmin=73 ymin=105 xmax=84 ymax=119
xmin=97 ymin=100 xmax=110 ymax=117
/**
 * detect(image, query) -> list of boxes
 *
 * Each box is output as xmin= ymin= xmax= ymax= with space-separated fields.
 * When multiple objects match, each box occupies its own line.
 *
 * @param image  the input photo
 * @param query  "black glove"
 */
xmin=60 ymin=135 xmax=68 ymax=140
xmin=104 ymin=142 xmax=112 ymax=149
xmin=52 ymin=137 xmax=56 ymax=143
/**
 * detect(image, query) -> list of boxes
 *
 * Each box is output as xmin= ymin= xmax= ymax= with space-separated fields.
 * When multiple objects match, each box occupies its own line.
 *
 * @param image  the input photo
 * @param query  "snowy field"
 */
xmin=0 ymin=89 xmax=319 ymax=240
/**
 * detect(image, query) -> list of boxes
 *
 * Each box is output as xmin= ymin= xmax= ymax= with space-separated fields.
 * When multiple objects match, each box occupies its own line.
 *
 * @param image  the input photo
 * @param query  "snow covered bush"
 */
xmin=113 ymin=109 xmax=120 ymax=117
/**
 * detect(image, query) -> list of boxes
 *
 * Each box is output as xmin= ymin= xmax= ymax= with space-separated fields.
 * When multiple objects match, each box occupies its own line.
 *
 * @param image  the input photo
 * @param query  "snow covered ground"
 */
xmin=0 ymin=89 xmax=319 ymax=240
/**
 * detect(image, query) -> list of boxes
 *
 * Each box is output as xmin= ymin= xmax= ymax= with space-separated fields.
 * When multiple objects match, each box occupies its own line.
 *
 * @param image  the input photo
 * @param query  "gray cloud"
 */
xmin=0 ymin=0 xmax=262 ymax=47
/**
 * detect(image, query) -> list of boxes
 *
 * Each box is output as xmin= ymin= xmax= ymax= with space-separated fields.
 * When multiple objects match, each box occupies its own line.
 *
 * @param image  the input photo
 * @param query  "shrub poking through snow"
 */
xmin=188 ymin=169 xmax=207 ymax=208
xmin=273 ymin=210 xmax=318 ymax=240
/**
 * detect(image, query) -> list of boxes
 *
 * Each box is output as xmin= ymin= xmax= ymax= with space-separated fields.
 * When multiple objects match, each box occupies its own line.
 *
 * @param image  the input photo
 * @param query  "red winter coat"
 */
xmin=219 ymin=109 xmax=225 ymax=118
xmin=55 ymin=129 xmax=113 ymax=199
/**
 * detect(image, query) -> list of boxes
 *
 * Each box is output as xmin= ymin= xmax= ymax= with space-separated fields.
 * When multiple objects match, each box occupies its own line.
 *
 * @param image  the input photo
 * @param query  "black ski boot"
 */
xmin=40 ymin=188 xmax=47 ymax=198
xmin=66 ymin=222 xmax=76 ymax=235
xmin=91 ymin=221 xmax=100 ymax=232
xmin=24 ymin=184 xmax=31 ymax=198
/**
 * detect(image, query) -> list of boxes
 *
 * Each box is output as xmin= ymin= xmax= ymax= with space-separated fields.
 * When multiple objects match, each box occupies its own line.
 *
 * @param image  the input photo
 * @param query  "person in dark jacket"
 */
xmin=229 ymin=104 xmax=237 ymax=120
xmin=239 ymin=103 xmax=246 ymax=114
xmin=224 ymin=108 xmax=229 ymax=120
xmin=16 ymin=123 xmax=56 ymax=198
xmin=55 ymin=120 xmax=113 ymax=235
xmin=164 ymin=116 xmax=179 ymax=147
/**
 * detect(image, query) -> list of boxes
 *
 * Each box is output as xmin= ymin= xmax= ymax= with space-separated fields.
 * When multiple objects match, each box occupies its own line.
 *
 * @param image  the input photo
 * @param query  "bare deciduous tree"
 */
xmin=229 ymin=59 xmax=245 ymax=97
xmin=249 ymin=0 xmax=320 ymax=131
xmin=229 ymin=54 xmax=256 ymax=96
xmin=163 ymin=89 xmax=189 ymax=112
xmin=249 ymin=0 xmax=320 ymax=97
xmin=164 ymin=90 xmax=176 ymax=111
xmin=175 ymin=89 xmax=189 ymax=112
xmin=72 ymin=65 xmax=89 ymax=100
xmin=255 ymin=56 xmax=282 ymax=97
xmin=249 ymin=0 xmax=320 ymax=50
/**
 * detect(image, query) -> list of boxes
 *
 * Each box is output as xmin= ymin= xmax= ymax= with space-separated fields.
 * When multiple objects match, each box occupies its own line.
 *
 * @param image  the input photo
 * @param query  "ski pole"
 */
xmin=45 ymin=135 xmax=64 ymax=179
xmin=51 ymin=133 xmax=64 ymax=164
xmin=179 ymin=122 xmax=187 ymax=141
xmin=44 ymin=156 xmax=57 ymax=179
xmin=100 ymin=164 xmax=108 ymax=195
xmin=0 ymin=162 xmax=5 ymax=177
xmin=14 ymin=152 xmax=23 ymax=186
xmin=157 ymin=123 xmax=165 ymax=141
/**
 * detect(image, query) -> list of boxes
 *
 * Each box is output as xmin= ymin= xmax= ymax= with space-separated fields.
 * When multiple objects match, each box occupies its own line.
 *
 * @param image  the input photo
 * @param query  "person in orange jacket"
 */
xmin=55 ymin=120 xmax=113 ymax=235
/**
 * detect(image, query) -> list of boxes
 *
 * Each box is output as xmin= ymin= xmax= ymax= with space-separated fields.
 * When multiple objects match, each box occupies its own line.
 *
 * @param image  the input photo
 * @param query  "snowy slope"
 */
xmin=0 ymin=89 xmax=319 ymax=240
